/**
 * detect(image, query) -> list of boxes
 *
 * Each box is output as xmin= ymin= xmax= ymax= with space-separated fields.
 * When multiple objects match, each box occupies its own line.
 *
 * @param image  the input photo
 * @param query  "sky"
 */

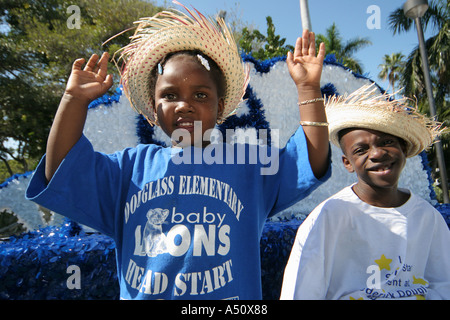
xmin=154 ymin=0 xmax=436 ymax=92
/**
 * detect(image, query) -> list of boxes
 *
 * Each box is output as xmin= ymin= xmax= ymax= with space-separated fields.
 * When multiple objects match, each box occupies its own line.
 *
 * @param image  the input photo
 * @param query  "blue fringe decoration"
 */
xmin=0 ymin=219 xmax=118 ymax=300
xmin=136 ymin=114 xmax=160 ymax=146
xmin=0 ymin=171 xmax=33 ymax=189
xmin=218 ymin=84 xmax=272 ymax=144
xmin=436 ymin=204 xmax=450 ymax=226
xmin=0 ymin=218 xmax=301 ymax=300
xmin=419 ymin=151 xmax=438 ymax=201
xmin=323 ymin=54 xmax=387 ymax=94
xmin=242 ymin=54 xmax=286 ymax=73
xmin=320 ymin=83 xmax=339 ymax=98
xmin=88 ymin=86 xmax=123 ymax=109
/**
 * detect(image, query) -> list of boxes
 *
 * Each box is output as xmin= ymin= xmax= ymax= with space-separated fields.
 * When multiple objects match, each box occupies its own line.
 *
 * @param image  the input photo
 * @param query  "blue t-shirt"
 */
xmin=26 ymin=127 xmax=330 ymax=300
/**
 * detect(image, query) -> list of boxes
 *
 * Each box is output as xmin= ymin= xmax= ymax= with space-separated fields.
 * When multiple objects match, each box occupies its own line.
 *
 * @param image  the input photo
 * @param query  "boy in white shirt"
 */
xmin=280 ymin=85 xmax=450 ymax=300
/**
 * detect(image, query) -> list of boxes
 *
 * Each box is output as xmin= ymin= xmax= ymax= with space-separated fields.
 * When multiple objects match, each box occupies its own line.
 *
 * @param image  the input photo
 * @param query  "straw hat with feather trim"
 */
xmin=325 ymin=84 xmax=444 ymax=158
xmin=114 ymin=1 xmax=250 ymax=125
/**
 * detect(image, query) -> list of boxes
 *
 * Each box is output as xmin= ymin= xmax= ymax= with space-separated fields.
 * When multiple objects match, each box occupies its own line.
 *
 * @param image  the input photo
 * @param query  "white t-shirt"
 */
xmin=280 ymin=185 xmax=450 ymax=300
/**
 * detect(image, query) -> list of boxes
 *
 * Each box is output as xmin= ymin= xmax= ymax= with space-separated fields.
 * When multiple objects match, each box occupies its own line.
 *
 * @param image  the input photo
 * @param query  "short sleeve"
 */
xmin=26 ymin=135 xmax=127 ymax=237
xmin=263 ymin=126 xmax=331 ymax=216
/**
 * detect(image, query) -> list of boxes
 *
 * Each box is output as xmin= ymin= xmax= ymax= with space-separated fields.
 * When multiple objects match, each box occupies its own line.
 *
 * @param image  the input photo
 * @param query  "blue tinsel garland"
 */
xmin=0 ymin=217 xmax=301 ymax=300
xmin=0 ymin=219 xmax=118 ymax=300
xmin=87 ymin=86 xmax=123 ymax=109
xmin=0 ymin=172 xmax=33 ymax=190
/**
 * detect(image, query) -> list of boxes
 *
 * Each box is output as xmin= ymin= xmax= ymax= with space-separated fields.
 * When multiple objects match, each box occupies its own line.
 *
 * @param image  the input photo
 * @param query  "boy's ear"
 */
xmin=342 ymin=155 xmax=355 ymax=173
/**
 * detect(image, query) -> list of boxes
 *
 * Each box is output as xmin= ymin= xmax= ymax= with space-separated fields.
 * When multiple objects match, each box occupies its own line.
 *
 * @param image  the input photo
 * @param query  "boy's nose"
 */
xmin=174 ymin=100 xmax=193 ymax=113
xmin=369 ymin=146 xmax=389 ymax=161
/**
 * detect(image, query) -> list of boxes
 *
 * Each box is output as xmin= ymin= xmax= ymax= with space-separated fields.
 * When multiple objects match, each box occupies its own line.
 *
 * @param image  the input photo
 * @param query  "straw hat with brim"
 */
xmin=114 ymin=3 xmax=250 ymax=125
xmin=325 ymin=85 xmax=444 ymax=158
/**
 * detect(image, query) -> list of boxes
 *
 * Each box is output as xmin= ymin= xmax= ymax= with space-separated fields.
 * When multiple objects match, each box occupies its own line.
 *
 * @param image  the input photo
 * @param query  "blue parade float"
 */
xmin=1 ymin=55 xmax=449 ymax=300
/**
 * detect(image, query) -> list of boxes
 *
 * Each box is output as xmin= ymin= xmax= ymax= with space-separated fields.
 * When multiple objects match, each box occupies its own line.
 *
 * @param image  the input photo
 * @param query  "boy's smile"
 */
xmin=153 ymin=54 xmax=224 ymax=147
xmin=366 ymin=160 xmax=396 ymax=176
xmin=339 ymin=128 xmax=408 ymax=206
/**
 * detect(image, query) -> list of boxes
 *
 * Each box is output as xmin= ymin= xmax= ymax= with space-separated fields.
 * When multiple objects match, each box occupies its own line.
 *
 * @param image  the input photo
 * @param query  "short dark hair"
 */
xmin=337 ymin=128 xmax=355 ymax=151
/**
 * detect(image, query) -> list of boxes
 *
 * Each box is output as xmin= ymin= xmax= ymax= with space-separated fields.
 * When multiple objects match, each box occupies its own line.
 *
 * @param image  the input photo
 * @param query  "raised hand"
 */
xmin=64 ymin=52 xmax=114 ymax=104
xmin=286 ymin=30 xmax=325 ymax=91
xmin=286 ymin=30 xmax=328 ymax=179
xmin=45 ymin=52 xmax=113 ymax=182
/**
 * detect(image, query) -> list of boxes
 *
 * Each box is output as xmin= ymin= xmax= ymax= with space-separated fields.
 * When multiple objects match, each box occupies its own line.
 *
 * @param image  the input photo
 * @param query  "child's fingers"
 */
xmin=83 ymin=54 xmax=99 ymax=72
xmin=308 ymin=32 xmax=316 ymax=56
xmin=104 ymin=74 xmax=113 ymax=88
xmin=286 ymin=51 xmax=294 ymax=68
xmin=317 ymin=42 xmax=326 ymax=61
xmin=293 ymin=37 xmax=302 ymax=58
xmin=97 ymin=52 xmax=110 ymax=79
xmin=72 ymin=58 xmax=86 ymax=71
xmin=302 ymin=29 xmax=310 ymax=56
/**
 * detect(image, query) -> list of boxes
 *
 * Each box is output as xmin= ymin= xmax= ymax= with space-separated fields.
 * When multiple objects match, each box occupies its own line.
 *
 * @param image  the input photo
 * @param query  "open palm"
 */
xmin=287 ymin=30 xmax=325 ymax=89
xmin=65 ymin=52 xmax=113 ymax=103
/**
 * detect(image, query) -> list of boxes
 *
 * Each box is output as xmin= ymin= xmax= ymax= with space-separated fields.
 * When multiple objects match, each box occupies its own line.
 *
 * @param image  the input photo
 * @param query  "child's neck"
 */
xmin=352 ymin=183 xmax=410 ymax=208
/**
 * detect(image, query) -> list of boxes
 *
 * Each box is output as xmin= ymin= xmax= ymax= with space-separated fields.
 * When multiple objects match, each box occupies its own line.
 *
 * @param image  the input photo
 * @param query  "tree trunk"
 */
xmin=0 ymin=156 xmax=14 ymax=177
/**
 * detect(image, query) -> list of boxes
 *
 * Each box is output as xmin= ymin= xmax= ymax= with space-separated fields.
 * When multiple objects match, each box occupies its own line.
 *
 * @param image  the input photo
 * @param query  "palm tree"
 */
xmin=388 ymin=0 xmax=449 ymax=115
xmin=316 ymin=23 xmax=372 ymax=75
xmin=378 ymin=52 xmax=405 ymax=94
xmin=388 ymin=0 xmax=449 ymax=202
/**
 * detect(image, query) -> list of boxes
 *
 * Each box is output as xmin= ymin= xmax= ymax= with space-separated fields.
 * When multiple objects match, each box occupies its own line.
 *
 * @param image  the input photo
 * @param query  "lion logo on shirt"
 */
xmin=143 ymin=208 xmax=169 ymax=257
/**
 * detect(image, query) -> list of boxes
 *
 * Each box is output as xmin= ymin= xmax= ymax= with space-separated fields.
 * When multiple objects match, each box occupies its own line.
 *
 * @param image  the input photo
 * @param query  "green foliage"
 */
xmin=388 ymin=0 xmax=449 ymax=192
xmin=0 ymin=0 xmax=163 ymax=173
xmin=315 ymin=22 xmax=372 ymax=75
xmin=378 ymin=52 xmax=406 ymax=93
xmin=0 ymin=158 xmax=38 ymax=183
xmin=388 ymin=0 xmax=449 ymax=103
xmin=0 ymin=209 xmax=26 ymax=238
xmin=239 ymin=16 xmax=294 ymax=60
